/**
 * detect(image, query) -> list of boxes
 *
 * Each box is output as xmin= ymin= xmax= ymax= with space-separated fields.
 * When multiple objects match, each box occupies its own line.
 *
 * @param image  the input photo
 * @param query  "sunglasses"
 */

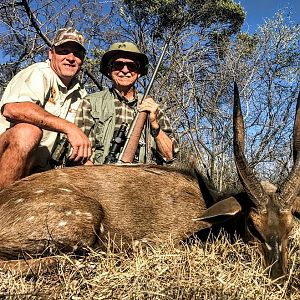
xmin=54 ymin=44 xmax=85 ymax=59
xmin=111 ymin=61 xmax=140 ymax=72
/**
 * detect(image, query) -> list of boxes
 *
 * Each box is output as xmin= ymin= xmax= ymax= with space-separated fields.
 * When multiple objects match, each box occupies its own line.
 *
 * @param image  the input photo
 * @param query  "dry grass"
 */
xmin=1 ymin=231 xmax=300 ymax=300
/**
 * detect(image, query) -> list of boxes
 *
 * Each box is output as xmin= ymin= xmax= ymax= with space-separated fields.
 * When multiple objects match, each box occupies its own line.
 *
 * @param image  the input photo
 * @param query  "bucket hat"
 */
xmin=100 ymin=42 xmax=148 ymax=78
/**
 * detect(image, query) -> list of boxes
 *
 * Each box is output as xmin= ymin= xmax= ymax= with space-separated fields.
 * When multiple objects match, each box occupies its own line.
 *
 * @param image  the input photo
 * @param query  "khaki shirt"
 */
xmin=0 ymin=60 xmax=86 ymax=169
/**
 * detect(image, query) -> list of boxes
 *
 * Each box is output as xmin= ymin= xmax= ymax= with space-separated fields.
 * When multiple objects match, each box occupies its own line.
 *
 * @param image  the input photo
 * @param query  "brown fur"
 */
xmin=1 ymin=164 xmax=236 ymax=273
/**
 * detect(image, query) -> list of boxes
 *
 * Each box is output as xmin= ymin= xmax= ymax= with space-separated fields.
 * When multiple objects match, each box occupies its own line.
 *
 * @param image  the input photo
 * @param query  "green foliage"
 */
xmin=236 ymin=32 xmax=259 ymax=57
xmin=123 ymin=0 xmax=245 ymax=37
xmin=85 ymin=48 xmax=104 ymax=69
xmin=187 ymin=0 xmax=246 ymax=34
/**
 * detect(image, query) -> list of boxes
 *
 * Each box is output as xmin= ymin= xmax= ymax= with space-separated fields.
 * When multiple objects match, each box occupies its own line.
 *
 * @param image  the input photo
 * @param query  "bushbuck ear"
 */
xmin=193 ymin=197 xmax=242 ymax=224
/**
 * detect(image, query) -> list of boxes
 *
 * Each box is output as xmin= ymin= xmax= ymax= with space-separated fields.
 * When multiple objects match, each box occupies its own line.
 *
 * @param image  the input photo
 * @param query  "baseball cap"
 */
xmin=52 ymin=27 xmax=86 ymax=51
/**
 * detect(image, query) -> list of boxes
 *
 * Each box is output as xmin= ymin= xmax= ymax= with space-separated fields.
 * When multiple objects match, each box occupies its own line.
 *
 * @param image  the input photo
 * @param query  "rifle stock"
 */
xmin=118 ymin=112 xmax=148 ymax=163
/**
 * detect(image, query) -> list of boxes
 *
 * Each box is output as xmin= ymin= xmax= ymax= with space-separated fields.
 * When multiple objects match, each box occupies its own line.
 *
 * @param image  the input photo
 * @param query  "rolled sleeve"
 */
xmin=1 ymin=67 xmax=50 ymax=108
xmin=74 ymin=97 xmax=95 ymax=148
xmin=156 ymin=108 xmax=179 ymax=162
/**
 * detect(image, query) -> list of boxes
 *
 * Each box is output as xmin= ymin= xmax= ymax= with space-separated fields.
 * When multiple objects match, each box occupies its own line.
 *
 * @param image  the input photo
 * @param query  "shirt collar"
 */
xmin=47 ymin=59 xmax=81 ymax=93
xmin=111 ymin=87 xmax=138 ymax=107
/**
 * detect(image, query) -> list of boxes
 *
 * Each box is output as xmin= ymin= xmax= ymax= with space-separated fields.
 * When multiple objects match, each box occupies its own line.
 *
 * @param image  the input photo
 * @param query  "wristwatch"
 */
xmin=150 ymin=124 xmax=161 ymax=138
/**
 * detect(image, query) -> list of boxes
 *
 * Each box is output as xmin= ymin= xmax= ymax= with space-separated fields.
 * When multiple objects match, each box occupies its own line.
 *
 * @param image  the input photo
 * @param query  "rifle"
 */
xmin=118 ymin=41 xmax=169 ymax=163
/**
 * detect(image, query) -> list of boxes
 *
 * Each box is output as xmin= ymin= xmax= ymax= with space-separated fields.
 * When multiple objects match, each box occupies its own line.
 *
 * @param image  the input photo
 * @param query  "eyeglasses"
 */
xmin=111 ymin=61 xmax=140 ymax=72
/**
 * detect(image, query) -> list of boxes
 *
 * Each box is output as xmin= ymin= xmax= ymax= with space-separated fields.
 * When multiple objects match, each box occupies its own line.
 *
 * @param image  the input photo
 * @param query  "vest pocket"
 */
xmin=91 ymin=110 xmax=110 ymax=133
xmin=90 ymin=110 xmax=113 ymax=164
xmin=90 ymin=112 xmax=103 ymax=147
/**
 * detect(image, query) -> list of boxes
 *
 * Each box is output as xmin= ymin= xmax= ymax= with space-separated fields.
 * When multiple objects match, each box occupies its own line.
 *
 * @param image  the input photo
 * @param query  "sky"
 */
xmin=0 ymin=0 xmax=299 ymax=63
xmin=238 ymin=0 xmax=300 ymax=33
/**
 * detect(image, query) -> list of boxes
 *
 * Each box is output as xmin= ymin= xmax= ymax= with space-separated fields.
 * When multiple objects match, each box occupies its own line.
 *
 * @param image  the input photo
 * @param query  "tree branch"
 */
xmin=20 ymin=0 xmax=102 ymax=90
xmin=21 ymin=0 xmax=51 ymax=46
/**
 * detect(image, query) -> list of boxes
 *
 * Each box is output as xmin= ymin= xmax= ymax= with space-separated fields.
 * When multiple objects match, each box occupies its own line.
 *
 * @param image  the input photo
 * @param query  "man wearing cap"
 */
xmin=76 ymin=41 xmax=178 ymax=164
xmin=0 ymin=27 xmax=91 ymax=189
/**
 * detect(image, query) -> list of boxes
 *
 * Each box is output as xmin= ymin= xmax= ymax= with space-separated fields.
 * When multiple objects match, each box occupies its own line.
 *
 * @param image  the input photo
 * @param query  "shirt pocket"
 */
xmin=44 ymin=101 xmax=61 ymax=116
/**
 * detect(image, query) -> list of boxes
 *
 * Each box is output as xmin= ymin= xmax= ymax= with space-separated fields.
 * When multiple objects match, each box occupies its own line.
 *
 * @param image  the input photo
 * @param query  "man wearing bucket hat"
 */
xmin=0 ymin=27 xmax=91 ymax=189
xmin=76 ymin=41 xmax=178 ymax=164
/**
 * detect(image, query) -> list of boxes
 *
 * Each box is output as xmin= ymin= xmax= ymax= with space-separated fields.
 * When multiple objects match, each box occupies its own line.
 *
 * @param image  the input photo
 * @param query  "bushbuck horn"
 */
xmin=293 ymin=90 xmax=300 ymax=161
xmin=233 ymin=83 xmax=300 ymax=279
xmin=233 ymin=82 xmax=267 ymax=210
xmin=279 ymin=90 xmax=300 ymax=209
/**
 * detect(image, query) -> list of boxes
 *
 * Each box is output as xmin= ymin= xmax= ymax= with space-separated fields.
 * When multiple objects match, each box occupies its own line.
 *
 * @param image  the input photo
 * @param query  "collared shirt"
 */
xmin=0 ymin=60 xmax=87 ymax=153
xmin=113 ymin=88 xmax=139 ymax=132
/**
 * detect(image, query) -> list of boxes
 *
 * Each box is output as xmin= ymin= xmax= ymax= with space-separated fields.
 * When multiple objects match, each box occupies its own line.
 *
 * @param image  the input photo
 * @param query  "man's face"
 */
xmin=110 ymin=57 xmax=140 ymax=90
xmin=49 ymin=42 xmax=85 ymax=86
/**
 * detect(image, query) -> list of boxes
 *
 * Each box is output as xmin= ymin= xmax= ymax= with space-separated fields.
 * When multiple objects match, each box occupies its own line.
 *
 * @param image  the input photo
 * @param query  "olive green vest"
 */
xmin=87 ymin=88 xmax=150 ymax=164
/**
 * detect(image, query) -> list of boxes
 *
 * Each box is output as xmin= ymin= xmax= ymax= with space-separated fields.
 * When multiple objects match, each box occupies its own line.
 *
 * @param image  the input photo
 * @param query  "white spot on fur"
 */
xmin=15 ymin=198 xmax=24 ymax=203
xmin=13 ymin=217 xmax=21 ymax=226
xmin=74 ymin=211 xmax=93 ymax=219
xmin=58 ymin=220 xmax=67 ymax=227
xmin=49 ymin=203 xmax=55 ymax=206
xmin=27 ymin=216 xmax=35 ymax=222
xmin=59 ymin=188 xmax=73 ymax=193
xmin=82 ymin=212 xmax=92 ymax=219
xmin=73 ymin=245 xmax=78 ymax=251
xmin=65 ymin=211 xmax=72 ymax=216
xmin=34 ymin=190 xmax=44 ymax=194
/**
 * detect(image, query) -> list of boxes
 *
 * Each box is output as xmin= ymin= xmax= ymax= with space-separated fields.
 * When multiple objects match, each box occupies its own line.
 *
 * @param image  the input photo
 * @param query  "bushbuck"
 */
xmin=0 ymin=163 xmax=241 ymax=274
xmin=0 ymin=84 xmax=299 ymax=280
xmin=233 ymin=83 xmax=300 ymax=279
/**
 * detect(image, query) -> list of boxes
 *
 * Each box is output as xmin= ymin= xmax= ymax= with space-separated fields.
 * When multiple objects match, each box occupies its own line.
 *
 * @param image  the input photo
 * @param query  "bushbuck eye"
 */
xmin=247 ymin=219 xmax=265 ymax=243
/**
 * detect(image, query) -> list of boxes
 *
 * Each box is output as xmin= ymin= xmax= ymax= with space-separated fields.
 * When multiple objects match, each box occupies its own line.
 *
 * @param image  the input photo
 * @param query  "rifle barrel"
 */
xmin=141 ymin=42 xmax=169 ymax=103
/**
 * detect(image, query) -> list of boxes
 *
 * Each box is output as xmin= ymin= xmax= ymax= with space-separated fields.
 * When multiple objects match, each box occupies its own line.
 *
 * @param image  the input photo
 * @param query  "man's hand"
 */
xmin=137 ymin=97 xmax=174 ymax=161
xmin=137 ymin=97 xmax=159 ymax=127
xmin=2 ymin=102 xmax=92 ymax=164
xmin=65 ymin=123 xmax=92 ymax=163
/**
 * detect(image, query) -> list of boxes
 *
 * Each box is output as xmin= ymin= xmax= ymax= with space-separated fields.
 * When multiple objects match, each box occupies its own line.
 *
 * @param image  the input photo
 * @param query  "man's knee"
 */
xmin=5 ymin=123 xmax=43 ymax=151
